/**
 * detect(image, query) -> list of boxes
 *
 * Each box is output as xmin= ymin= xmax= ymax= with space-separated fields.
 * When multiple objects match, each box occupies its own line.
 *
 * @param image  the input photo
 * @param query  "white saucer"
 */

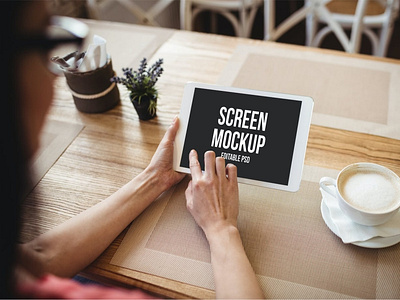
xmin=321 ymin=200 xmax=400 ymax=248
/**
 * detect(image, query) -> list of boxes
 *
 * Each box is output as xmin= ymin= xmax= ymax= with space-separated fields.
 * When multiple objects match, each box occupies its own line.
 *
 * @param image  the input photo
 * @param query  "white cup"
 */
xmin=319 ymin=162 xmax=400 ymax=226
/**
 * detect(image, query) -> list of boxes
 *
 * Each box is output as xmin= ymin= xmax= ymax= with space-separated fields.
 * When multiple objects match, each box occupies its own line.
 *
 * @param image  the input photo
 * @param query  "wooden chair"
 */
xmin=180 ymin=0 xmax=263 ymax=37
xmin=306 ymin=0 xmax=399 ymax=56
xmin=86 ymin=0 xmax=175 ymax=26
xmin=264 ymin=0 xmax=399 ymax=57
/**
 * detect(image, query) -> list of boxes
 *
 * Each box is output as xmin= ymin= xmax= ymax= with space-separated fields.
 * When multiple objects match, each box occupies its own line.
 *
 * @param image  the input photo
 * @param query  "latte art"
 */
xmin=340 ymin=170 xmax=400 ymax=213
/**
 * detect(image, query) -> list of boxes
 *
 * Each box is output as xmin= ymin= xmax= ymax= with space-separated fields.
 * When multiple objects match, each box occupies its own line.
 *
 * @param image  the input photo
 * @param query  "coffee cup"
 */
xmin=319 ymin=162 xmax=400 ymax=226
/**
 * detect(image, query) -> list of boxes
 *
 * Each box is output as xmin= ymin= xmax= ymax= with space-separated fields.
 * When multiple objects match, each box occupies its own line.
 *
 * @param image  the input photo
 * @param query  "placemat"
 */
xmin=217 ymin=44 xmax=400 ymax=140
xmin=111 ymin=165 xmax=400 ymax=298
xmin=29 ymin=119 xmax=84 ymax=192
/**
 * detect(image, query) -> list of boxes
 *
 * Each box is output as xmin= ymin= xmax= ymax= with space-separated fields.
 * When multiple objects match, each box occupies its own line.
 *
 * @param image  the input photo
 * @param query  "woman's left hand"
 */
xmin=146 ymin=116 xmax=186 ymax=191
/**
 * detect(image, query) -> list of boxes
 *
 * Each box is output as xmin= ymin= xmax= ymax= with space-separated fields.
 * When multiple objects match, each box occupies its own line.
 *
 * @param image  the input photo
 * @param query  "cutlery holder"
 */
xmin=63 ymin=58 xmax=120 ymax=113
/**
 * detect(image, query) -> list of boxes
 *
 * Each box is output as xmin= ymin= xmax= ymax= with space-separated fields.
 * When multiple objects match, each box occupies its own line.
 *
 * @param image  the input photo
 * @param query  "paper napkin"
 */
xmin=320 ymin=186 xmax=400 ymax=243
xmin=78 ymin=35 xmax=108 ymax=72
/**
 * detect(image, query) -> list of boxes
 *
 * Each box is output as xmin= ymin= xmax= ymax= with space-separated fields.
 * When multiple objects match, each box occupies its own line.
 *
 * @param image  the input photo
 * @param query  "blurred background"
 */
xmin=48 ymin=0 xmax=399 ymax=59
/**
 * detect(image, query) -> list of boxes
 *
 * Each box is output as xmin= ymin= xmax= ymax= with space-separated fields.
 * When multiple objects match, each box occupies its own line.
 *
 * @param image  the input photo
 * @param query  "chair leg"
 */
xmin=377 ymin=15 xmax=396 ymax=56
xmin=348 ymin=0 xmax=368 ymax=54
xmin=305 ymin=0 xmax=318 ymax=46
xmin=238 ymin=0 xmax=247 ymax=37
xmin=245 ymin=4 xmax=260 ymax=37
xmin=184 ymin=0 xmax=194 ymax=31
xmin=264 ymin=0 xmax=275 ymax=40
xmin=180 ymin=0 xmax=187 ymax=29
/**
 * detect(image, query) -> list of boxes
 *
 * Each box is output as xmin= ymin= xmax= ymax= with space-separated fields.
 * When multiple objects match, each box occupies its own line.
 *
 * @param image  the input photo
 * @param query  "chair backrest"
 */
xmin=311 ymin=0 xmax=369 ymax=54
xmin=180 ymin=0 xmax=262 ymax=37
xmin=308 ymin=0 xmax=400 ymax=56
xmin=264 ymin=0 xmax=399 ymax=56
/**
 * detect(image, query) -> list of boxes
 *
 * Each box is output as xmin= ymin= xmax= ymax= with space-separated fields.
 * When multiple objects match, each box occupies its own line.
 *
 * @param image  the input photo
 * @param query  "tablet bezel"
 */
xmin=173 ymin=82 xmax=314 ymax=192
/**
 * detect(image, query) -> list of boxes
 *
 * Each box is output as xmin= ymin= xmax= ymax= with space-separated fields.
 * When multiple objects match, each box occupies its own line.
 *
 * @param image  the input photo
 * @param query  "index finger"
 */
xmin=189 ymin=149 xmax=202 ymax=179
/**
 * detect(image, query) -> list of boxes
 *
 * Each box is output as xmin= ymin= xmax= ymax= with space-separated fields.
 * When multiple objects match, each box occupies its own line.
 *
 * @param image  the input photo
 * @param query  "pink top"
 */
xmin=17 ymin=274 xmax=156 ymax=299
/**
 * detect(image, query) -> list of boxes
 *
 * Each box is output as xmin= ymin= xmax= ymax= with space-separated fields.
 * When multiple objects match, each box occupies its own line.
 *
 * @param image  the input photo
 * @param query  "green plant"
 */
xmin=111 ymin=57 xmax=163 ymax=115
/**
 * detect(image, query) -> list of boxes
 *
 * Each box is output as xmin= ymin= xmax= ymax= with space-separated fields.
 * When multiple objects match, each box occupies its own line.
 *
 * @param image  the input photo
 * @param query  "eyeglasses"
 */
xmin=14 ymin=16 xmax=89 ymax=75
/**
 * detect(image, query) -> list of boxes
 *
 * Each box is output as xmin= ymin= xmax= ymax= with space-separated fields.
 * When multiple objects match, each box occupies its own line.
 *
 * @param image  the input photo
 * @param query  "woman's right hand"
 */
xmin=185 ymin=150 xmax=264 ymax=299
xmin=185 ymin=150 xmax=239 ymax=237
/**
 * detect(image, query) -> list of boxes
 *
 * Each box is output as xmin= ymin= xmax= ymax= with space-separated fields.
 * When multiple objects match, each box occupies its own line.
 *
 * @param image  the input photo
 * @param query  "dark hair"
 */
xmin=0 ymin=1 xmax=31 ymax=297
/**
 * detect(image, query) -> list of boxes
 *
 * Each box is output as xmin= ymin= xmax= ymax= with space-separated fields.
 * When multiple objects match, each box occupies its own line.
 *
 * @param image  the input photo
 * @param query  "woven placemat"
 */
xmin=217 ymin=44 xmax=400 ymax=140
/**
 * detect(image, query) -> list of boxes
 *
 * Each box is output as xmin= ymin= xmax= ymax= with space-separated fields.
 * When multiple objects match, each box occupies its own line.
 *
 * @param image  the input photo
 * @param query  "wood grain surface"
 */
xmin=20 ymin=21 xmax=400 ymax=298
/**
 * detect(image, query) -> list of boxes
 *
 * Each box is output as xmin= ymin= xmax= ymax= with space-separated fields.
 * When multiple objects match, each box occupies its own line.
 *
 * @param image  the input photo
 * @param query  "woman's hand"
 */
xmin=18 ymin=116 xmax=187 ymax=279
xmin=185 ymin=150 xmax=239 ymax=237
xmin=185 ymin=150 xmax=264 ymax=299
xmin=145 ymin=116 xmax=186 ymax=192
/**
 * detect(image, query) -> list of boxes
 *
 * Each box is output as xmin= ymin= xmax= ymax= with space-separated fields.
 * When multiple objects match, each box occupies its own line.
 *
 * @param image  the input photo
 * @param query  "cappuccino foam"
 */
xmin=340 ymin=170 xmax=400 ymax=213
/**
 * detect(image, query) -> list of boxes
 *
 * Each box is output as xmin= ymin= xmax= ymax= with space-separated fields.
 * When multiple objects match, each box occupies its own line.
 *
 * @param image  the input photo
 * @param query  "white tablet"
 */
xmin=173 ymin=82 xmax=314 ymax=192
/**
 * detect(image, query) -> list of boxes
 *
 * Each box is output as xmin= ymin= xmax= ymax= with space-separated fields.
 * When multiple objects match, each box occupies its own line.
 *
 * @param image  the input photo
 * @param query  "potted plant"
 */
xmin=111 ymin=57 xmax=163 ymax=120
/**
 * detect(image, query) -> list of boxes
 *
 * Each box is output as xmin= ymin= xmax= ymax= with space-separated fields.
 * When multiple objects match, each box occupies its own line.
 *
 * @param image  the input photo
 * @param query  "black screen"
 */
xmin=180 ymin=88 xmax=302 ymax=185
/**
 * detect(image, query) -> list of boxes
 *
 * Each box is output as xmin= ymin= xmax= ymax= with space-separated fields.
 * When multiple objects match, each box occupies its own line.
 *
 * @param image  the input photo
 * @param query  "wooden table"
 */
xmin=21 ymin=19 xmax=400 ymax=299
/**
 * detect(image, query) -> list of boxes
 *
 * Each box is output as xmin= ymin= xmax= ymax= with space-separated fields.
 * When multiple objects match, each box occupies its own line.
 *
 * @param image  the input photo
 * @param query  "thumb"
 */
xmin=163 ymin=116 xmax=179 ymax=143
xmin=185 ymin=180 xmax=193 ymax=210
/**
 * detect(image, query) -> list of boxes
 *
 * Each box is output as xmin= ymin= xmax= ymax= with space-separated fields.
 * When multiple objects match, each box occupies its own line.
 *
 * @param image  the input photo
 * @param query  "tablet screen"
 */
xmin=174 ymin=83 xmax=313 ymax=191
